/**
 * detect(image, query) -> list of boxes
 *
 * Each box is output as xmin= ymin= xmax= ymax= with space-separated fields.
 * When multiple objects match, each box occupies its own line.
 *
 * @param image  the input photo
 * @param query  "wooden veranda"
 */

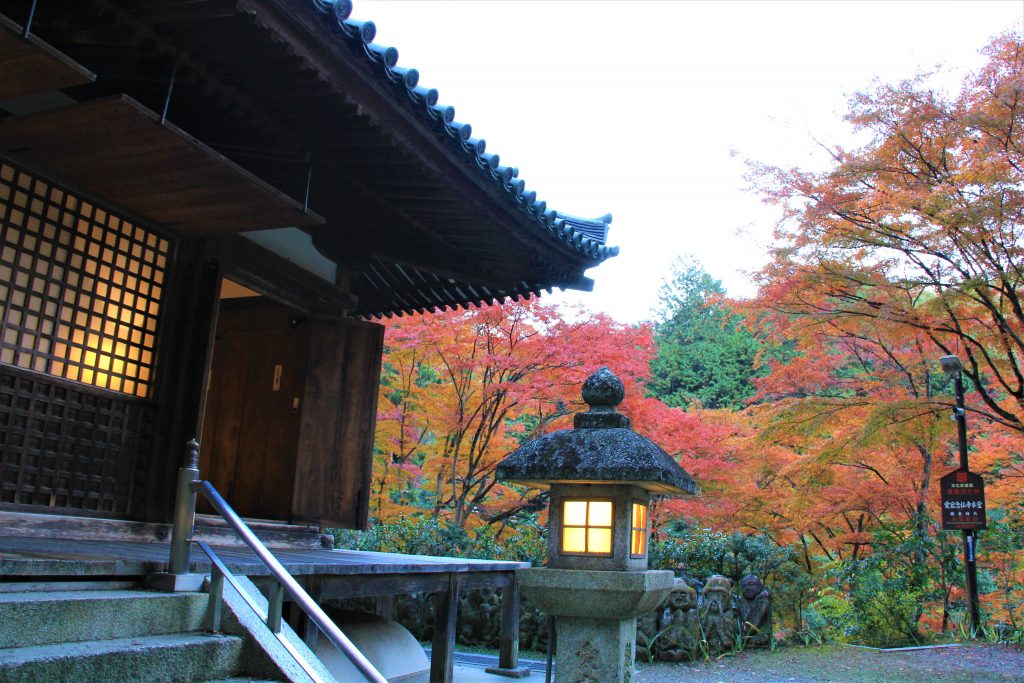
xmin=0 ymin=531 xmax=529 ymax=682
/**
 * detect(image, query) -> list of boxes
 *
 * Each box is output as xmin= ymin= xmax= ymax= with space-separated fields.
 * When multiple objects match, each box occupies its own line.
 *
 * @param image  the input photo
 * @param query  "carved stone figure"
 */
xmin=518 ymin=605 xmax=549 ymax=653
xmin=393 ymin=593 xmax=433 ymax=641
xmin=700 ymin=574 xmax=736 ymax=655
xmin=654 ymin=579 xmax=700 ymax=662
xmin=458 ymin=587 xmax=500 ymax=646
xmin=634 ymin=604 xmax=659 ymax=662
xmin=738 ymin=574 xmax=772 ymax=648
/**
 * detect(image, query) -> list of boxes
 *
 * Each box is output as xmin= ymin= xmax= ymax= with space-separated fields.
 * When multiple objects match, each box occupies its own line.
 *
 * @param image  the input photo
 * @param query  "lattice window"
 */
xmin=0 ymin=365 xmax=155 ymax=513
xmin=0 ymin=162 xmax=169 ymax=397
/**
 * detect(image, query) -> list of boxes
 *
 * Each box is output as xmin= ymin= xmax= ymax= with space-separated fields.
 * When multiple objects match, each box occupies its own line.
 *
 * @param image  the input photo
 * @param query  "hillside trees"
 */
xmin=745 ymin=32 xmax=1024 ymax=523
xmin=353 ymin=31 xmax=1024 ymax=642
xmin=740 ymin=32 xmax=1024 ymax=632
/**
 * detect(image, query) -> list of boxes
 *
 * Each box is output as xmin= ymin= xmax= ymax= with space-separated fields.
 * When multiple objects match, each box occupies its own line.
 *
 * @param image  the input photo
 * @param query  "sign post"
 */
xmin=939 ymin=355 xmax=983 ymax=635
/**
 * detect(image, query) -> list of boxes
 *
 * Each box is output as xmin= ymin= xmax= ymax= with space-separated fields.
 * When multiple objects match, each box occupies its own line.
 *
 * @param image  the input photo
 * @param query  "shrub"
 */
xmin=330 ymin=515 xmax=546 ymax=564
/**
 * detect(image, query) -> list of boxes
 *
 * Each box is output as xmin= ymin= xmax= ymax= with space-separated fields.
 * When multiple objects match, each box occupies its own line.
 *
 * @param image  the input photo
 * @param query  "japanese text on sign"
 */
xmin=939 ymin=468 xmax=987 ymax=530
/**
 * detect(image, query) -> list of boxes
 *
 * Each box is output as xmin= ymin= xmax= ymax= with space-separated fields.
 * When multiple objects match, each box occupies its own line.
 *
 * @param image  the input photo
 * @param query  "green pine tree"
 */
xmin=647 ymin=256 xmax=762 ymax=410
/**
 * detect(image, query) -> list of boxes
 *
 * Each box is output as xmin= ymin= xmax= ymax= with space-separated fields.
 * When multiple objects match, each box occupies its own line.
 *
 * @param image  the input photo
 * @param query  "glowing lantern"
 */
xmin=497 ymin=367 xmax=696 ymax=571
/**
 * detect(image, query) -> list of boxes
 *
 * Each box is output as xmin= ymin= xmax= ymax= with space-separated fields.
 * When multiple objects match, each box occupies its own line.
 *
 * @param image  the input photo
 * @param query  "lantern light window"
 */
xmin=562 ymin=499 xmax=613 ymax=555
xmin=631 ymin=502 xmax=648 ymax=557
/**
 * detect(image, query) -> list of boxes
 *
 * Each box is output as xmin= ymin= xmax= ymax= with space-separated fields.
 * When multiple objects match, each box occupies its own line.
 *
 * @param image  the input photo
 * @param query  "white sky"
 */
xmin=355 ymin=0 xmax=1024 ymax=323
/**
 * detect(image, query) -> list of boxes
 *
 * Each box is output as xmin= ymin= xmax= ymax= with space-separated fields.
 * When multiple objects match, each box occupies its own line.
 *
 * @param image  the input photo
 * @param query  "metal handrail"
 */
xmin=165 ymin=440 xmax=387 ymax=683
xmin=193 ymin=540 xmax=328 ymax=683
xmin=190 ymin=480 xmax=387 ymax=683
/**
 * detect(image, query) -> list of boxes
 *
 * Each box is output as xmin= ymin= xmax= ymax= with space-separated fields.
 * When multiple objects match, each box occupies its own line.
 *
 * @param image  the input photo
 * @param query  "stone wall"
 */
xmin=332 ymin=573 xmax=771 ymax=662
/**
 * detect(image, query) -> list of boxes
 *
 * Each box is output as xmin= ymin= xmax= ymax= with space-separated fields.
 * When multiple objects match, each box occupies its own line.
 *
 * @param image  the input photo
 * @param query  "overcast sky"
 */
xmin=355 ymin=0 xmax=1023 ymax=323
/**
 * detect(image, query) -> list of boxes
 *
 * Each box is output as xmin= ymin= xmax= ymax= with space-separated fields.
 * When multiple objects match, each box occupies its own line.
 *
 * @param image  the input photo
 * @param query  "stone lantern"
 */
xmin=496 ymin=367 xmax=696 ymax=683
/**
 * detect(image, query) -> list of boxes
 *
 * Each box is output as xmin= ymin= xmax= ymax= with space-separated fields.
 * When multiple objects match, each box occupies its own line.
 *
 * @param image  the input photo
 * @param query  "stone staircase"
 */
xmin=0 ymin=580 xmax=280 ymax=682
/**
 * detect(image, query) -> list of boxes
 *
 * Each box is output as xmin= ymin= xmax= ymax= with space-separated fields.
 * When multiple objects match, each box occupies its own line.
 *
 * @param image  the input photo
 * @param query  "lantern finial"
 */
xmin=576 ymin=367 xmax=631 ymax=429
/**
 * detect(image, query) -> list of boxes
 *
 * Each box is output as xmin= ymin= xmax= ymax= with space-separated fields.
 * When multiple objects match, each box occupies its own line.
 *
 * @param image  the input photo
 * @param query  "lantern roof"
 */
xmin=496 ymin=368 xmax=698 ymax=495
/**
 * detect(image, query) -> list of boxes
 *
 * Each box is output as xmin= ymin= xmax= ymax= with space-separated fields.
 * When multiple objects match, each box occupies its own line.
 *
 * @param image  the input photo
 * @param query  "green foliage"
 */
xmin=833 ymin=560 xmax=927 ymax=647
xmin=814 ymin=521 xmax=946 ymax=647
xmin=979 ymin=622 xmax=1024 ymax=646
xmin=331 ymin=515 xmax=546 ymax=564
xmin=651 ymin=528 xmax=799 ymax=583
xmin=802 ymin=591 xmax=851 ymax=642
xmin=647 ymin=256 xmax=764 ymax=410
xmin=980 ymin=507 xmax=1024 ymax=631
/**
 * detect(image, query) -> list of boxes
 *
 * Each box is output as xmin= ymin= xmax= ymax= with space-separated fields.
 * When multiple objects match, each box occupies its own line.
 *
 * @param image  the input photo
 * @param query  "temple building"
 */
xmin=0 ymin=0 xmax=615 ymax=530
xmin=0 ymin=2 xmax=616 ymax=681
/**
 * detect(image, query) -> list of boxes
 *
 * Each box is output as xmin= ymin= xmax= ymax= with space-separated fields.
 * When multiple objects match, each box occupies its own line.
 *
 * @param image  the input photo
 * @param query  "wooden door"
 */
xmin=291 ymin=318 xmax=384 ymax=529
xmin=199 ymin=302 xmax=307 ymax=520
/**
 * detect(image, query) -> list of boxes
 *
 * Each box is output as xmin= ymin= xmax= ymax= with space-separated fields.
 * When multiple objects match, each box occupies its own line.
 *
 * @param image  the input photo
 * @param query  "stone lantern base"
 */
xmin=518 ymin=568 xmax=674 ymax=683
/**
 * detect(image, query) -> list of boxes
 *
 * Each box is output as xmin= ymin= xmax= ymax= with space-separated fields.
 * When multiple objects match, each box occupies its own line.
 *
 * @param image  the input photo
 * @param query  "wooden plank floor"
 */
xmin=0 ymin=536 xmax=528 ymax=578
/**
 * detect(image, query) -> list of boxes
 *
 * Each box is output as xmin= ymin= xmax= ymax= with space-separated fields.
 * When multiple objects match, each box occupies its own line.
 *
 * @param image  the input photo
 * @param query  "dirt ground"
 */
xmin=634 ymin=643 xmax=1024 ymax=682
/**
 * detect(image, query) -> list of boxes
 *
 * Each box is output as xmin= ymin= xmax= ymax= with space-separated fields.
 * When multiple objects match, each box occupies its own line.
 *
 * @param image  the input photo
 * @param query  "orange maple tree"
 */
xmin=748 ymin=33 xmax=1024 ymax=439
xmin=357 ymin=32 xmax=1024 ymax=639
xmin=729 ymin=32 xmax=1024 ymax=631
xmin=372 ymin=298 xmax=654 ymax=528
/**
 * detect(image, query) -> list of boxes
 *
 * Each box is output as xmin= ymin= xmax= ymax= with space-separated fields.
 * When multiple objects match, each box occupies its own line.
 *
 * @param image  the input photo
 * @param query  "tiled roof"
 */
xmin=12 ymin=0 xmax=620 ymax=318
xmin=309 ymin=0 xmax=619 ymax=262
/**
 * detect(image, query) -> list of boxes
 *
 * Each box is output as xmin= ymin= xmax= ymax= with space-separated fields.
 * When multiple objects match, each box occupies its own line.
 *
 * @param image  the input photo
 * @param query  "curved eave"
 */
xmin=302 ymin=0 xmax=619 ymax=264
xmin=353 ymin=257 xmax=556 ymax=318
xmin=13 ymin=0 xmax=621 ymax=317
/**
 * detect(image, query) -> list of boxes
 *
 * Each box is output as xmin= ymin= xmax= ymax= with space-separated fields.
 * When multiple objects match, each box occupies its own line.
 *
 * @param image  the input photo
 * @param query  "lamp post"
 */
xmin=939 ymin=354 xmax=981 ymax=635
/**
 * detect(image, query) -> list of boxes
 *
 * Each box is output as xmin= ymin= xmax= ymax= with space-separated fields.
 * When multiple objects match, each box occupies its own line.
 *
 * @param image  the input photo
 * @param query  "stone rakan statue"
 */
xmin=738 ymin=574 xmax=773 ymax=648
xmin=700 ymin=574 xmax=736 ymax=654
xmin=654 ymin=579 xmax=700 ymax=662
xmin=635 ymin=600 xmax=659 ymax=662
xmin=458 ymin=587 xmax=500 ymax=646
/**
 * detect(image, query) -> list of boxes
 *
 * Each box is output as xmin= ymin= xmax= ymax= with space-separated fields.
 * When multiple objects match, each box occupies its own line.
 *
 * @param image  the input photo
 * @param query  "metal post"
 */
xmin=22 ymin=0 xmax=39 ymax=38
xmin=953 ymin=372 xmax=969 ymax=470
xmin=206 ymin=567 xmax=224 ymax=632
xmin=168 ymin=439 xmax=200 ymax=575
xmin=161 ymin=58 xmax=180 ymax=125
xmin=953 ymin=372 xmax=981 ymax=634
xmin=267 ymin=581 xmax=285 ymax=634
xmin=964 ymin=529 xmax=980 ymax=634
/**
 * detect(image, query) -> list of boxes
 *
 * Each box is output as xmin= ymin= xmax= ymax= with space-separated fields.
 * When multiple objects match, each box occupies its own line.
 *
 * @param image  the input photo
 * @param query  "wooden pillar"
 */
xmin=298 ymin=575 xmax=323 ymax=651
xmin=375 ymin=594 xmax=395 ymax=620
xmin=498 ymin=576 xmax=521 ymax=669
xmin=486 ymin=573 xmax=530 ymax=678
xmin=430 ymin=574 xmax=460 ymax=683
xmin=143 ymin=236 xmax=221 ymax=522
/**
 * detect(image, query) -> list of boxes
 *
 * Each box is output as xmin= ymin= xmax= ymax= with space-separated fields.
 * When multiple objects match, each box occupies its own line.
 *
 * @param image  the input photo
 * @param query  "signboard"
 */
xmin=940 ymin=469 xmax=987 ymax=530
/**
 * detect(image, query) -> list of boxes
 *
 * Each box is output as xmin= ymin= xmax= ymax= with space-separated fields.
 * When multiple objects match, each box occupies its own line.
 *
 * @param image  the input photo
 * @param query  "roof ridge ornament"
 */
xmin=575 ymin=367 xmax=631 ymax=429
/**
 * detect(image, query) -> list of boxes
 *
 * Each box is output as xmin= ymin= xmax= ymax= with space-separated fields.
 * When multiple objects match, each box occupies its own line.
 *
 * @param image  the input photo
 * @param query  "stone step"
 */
xmin=0 ymin=588 xmax=208 ymax=648
xmin=0 ymin=632 xmax=244 ymax=683
xmin=0 ymin=579 xmax=139 ymax=593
